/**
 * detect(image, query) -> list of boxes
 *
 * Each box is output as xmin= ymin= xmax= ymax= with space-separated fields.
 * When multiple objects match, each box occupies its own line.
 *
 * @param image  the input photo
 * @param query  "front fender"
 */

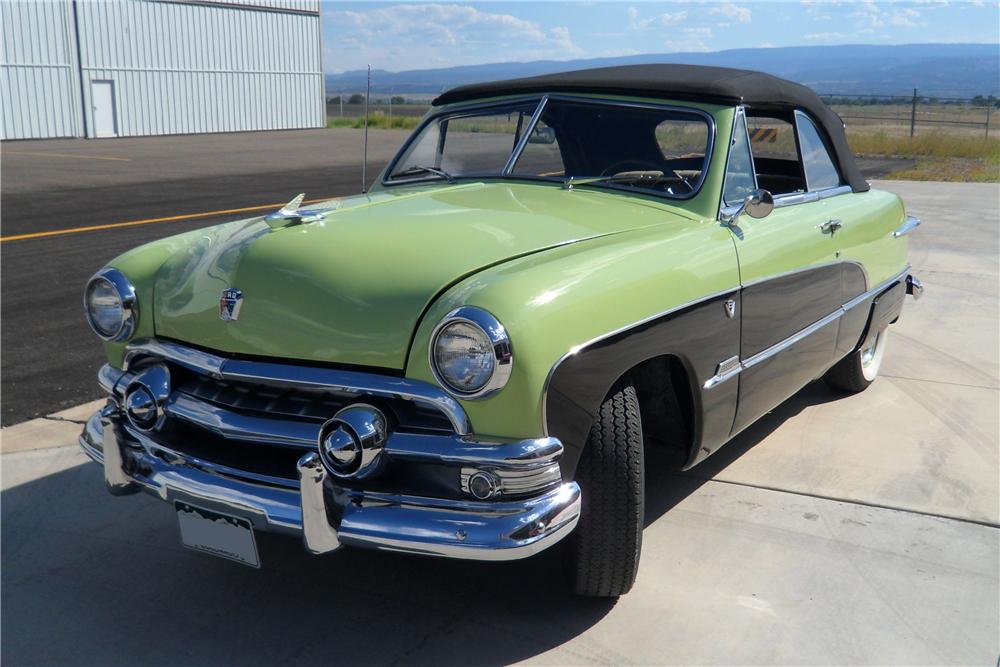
xmin=405 ymin=219 xmax=741 ymax=461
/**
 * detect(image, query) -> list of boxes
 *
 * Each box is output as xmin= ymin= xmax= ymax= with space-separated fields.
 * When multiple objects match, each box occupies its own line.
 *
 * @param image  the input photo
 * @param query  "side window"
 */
xmin=795 ymin=112 xmax=842 ymax=191
xmin=746 ymin=114 xmax=805 ymax=195
xmin=723 ymin=111 xmax=755 ymax=206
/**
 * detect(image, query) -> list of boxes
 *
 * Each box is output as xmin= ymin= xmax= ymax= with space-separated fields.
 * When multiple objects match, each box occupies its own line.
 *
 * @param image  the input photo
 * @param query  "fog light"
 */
xmin=467 ymin=471 xmax=501 ymax=500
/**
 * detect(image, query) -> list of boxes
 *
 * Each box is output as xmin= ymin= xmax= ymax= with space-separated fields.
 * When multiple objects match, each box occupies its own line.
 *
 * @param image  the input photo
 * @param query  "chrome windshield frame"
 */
xmin=381 ymin=94 xmax=717 ymax=202
xmin=381 ymin=95 xmax=546 ymax=187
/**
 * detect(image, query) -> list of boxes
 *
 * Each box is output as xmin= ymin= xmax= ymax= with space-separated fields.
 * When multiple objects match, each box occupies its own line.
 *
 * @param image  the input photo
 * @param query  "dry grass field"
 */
xmin=327 ymin=104 xmax=1000 ymax=182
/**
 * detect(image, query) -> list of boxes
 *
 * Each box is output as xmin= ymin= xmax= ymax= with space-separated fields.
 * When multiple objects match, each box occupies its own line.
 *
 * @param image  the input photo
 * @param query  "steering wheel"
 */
xmin=600 ymin=159 xmax=664 ymax=177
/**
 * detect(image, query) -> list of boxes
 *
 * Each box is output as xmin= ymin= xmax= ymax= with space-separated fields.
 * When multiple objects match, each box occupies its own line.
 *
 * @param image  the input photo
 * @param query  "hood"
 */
xmin=153 ymin=181 xmax=695 ymax=369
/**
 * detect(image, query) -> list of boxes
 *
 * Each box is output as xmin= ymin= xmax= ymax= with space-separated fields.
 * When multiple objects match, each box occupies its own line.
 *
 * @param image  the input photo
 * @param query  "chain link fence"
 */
xmin=327 ymin=91 xmax=999 ymax=138
xmin=820 ymin=91 xmax=997 ymax=138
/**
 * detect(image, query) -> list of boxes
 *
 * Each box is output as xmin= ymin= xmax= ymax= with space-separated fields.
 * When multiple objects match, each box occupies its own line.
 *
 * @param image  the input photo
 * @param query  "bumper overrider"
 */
xmin=79 ymin=341 xmax=581 ymax=561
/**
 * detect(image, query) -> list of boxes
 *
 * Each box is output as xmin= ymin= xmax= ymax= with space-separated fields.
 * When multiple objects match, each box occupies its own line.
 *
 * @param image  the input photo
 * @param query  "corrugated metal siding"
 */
xmin=165 ymin=0 xmax=320 ymax=13
xmin=76 ymin=0 xmax=323 ymax=136
xmin=1 ymin=0 xmax=322 ymax=139
xmin=1 ymin=0 xmax=83 ymax=140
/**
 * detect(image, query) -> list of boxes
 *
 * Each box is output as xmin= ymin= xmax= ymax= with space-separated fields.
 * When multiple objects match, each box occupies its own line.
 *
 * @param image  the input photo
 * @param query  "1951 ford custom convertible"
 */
xmin=80 ymin=65 xmax=922 ymax=597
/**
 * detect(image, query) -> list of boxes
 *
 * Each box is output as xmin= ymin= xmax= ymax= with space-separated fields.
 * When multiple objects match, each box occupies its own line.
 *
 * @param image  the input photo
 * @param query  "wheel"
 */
xmin=824 ymin=327 xmax=889 ymax=393
xmin=565 ymin=378 xmax=645 ymax=597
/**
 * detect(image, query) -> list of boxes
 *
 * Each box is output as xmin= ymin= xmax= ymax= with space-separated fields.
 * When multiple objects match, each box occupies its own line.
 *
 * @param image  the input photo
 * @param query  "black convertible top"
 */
xmin=433 ymin=64 xmax=869 ymax=193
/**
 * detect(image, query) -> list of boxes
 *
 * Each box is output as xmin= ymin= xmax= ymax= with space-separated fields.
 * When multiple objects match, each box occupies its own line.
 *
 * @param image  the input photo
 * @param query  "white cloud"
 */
xmin=631 ymin=10 xmax=689 ymax=29
xmin=663 ymin=37 xmax=710 ymax=52
xmin=709 ymin=3 xmax=751 ymax=23
xmin=804 ymin=31 xmax=848 ymax=41
xmin=327 ymin=4 xmax=582 ymax=71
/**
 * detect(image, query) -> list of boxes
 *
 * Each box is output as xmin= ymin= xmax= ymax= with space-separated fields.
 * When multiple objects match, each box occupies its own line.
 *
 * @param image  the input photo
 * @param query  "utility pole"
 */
xmin=909 ymin=88 xmax=917 ymax=138
xmin=362 ymin=65 xmax=371 ymax=193
xmin=986 ymin=95 xmax=993 ymax=139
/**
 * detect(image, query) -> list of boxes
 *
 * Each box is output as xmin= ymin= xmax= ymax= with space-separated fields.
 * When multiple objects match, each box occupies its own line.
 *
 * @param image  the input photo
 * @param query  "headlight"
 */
xmin=84 ymin=268 xmax=137 ymax=342
xmin=429 ymin=307 xmax=512 ymax=399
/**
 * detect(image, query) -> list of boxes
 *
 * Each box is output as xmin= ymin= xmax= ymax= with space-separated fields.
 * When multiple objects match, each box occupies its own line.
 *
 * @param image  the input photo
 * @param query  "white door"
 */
xmin=91 ymin=80 xmax=117 ymax=138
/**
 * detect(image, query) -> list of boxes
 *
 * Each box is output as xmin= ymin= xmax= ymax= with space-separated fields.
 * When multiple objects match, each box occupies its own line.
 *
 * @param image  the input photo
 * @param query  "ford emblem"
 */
xmin=219 ymin=288 xmax=244 ymax=322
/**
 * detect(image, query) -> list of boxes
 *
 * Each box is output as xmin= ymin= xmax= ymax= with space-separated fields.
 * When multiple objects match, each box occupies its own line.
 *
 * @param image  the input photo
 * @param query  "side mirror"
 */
xmin=722 ymin=189 xmax=773 ymax=225
xmin=744 ymin=189 xmax=774 ymax=219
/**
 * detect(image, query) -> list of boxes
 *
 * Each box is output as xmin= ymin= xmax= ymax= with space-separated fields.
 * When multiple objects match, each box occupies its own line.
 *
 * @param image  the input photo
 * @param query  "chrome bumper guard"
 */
xmin=906 ymin=274 xmax=924 ymax=301
xmin=79 ymin=405 xmax=581 ymax=561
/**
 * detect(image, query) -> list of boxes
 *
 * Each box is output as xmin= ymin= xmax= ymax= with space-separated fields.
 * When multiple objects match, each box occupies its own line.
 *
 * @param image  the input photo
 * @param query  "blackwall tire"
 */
xmin=565 ymin=378 xmax=645 ymax=598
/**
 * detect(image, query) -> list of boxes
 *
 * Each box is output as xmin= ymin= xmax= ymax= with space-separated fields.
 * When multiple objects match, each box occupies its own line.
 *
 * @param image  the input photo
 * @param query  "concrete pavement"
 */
xmin=2 ymin=180 xmax=998 ymax=665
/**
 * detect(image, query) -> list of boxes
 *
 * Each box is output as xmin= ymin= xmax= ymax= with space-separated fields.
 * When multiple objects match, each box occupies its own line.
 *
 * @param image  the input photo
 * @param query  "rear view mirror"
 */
xmin=528 ymin=127 xmax=556 ymax=144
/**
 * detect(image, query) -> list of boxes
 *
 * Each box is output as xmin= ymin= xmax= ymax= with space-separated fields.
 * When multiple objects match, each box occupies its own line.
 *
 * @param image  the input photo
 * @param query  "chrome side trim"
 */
xmin=741 ymin=307 xmax=844 ymax=370
xmin=893 ymin=215 xmax=921 ymax=237
xmin=703 ymin=265 xmax=911 ymax=388
xmin=122 ymin=339 xmax=471 ymax=436
xmin=703 ymin=355 xmax=741 ymax=390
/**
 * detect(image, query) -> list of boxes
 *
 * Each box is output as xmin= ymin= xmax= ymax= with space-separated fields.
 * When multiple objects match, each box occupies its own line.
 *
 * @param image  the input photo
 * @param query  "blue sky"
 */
xmin=322 ymin=0 xmax=999 ymax=73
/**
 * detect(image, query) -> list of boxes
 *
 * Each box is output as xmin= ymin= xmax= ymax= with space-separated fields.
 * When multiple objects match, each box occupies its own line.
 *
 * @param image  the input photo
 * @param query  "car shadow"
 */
xmin=643 ymin=380 xmax=844 ymax=528
xmin=2 ymin=381 xmax=840 ymax=666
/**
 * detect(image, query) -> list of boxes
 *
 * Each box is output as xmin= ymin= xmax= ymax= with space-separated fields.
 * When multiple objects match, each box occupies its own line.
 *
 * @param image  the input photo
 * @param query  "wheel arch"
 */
xmin=544 ymin=289 xmax=740 ymax=482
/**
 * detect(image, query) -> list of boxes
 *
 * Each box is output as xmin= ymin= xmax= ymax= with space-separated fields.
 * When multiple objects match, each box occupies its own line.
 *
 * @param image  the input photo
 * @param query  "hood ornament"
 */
xmin=219 ymin=288 xmax=244 ymax=322
xmin=265 ymin=193 xmax=339 ymax=230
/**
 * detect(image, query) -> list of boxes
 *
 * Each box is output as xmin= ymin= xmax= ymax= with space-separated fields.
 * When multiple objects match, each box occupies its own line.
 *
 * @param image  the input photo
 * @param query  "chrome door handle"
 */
xmin=819 ymin=219 xmax=843 ymax=235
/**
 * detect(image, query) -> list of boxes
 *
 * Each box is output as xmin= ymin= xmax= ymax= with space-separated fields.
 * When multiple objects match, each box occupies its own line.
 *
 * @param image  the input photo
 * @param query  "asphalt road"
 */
xmin=0 ymin=129 xmax=911 ymax=426
xmin=2 ymin=181 xmax=997 ymax=665
xmin=1 ymin=129 xmax=401 ymax=425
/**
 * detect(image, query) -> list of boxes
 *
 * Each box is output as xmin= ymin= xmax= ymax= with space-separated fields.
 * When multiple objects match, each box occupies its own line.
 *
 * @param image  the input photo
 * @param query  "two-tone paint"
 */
xmin=95 ymin=95 xmax=913 ymax=481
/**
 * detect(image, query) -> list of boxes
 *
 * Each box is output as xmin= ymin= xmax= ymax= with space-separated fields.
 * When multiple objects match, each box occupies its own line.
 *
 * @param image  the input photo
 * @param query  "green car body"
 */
xmin=101 ymin=99 xmax=908 ymax=448
xmin=81 ymin=66 xmax=920 ymax=594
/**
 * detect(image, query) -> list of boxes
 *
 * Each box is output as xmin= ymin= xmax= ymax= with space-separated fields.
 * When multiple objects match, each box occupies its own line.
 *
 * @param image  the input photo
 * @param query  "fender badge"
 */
xmin=724 ymin=299 xmax=737 ymax=319
xmin=219 ymin=288 xmax=244 ymax=322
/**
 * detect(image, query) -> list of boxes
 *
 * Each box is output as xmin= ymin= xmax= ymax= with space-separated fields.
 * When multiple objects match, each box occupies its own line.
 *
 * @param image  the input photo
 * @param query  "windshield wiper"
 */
xmin=562 ymin=171 xmax=664 ymax=190
xmin=395 ymin=165 xmax=456 ymax=183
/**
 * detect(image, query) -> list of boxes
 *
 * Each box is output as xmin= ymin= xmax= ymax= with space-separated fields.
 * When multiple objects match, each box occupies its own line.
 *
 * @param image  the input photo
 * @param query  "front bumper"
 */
xmin=80 ymin=406 xmax=581 ymax=561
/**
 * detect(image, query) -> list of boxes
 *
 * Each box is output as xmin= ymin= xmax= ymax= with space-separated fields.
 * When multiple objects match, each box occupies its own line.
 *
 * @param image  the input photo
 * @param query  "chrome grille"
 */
xmin=173 ymin=368 xmax=454 ymax=434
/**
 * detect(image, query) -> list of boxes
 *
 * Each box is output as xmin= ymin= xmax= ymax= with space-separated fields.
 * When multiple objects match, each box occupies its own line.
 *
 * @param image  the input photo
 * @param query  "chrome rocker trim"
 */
xmin=79 ymin=407 xmax=582 ymax=561
xmin=703 ymin=265 xmax=913 ymax=389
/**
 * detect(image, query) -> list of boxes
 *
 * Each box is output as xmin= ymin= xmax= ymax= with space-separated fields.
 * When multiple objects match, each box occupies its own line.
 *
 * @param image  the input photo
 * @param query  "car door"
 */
xmin=722 ymin=107 xmax=847 ymax=435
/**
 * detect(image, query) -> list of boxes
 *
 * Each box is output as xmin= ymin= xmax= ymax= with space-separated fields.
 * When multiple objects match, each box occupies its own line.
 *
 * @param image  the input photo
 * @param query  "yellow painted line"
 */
xmin=0 ymin=197 xmax=335 ymax=243
xmin=5 ymin=151 xmax=131 ymax=162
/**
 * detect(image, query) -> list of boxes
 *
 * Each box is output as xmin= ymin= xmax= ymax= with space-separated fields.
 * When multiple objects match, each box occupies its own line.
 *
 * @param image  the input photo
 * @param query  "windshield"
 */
xmin=387 ymin=97 xmax=713 ymax=199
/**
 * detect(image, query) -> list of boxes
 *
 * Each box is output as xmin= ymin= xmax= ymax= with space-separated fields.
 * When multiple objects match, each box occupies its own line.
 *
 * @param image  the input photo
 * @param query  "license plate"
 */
xmin=175 ymin=501 xmax=260 ymax=568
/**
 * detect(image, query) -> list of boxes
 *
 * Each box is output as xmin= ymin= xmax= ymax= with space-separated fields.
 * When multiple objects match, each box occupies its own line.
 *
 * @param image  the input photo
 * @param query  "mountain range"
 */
xmin=326 ymin=43 xmax=1000 ymax=98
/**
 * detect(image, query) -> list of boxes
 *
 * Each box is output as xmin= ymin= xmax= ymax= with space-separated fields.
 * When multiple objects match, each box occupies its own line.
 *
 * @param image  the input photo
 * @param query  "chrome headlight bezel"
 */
xmin=84 ymin=268 xmax=138 ymax=342
xmin=429 ymin=306 xmax=513 ymax=400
